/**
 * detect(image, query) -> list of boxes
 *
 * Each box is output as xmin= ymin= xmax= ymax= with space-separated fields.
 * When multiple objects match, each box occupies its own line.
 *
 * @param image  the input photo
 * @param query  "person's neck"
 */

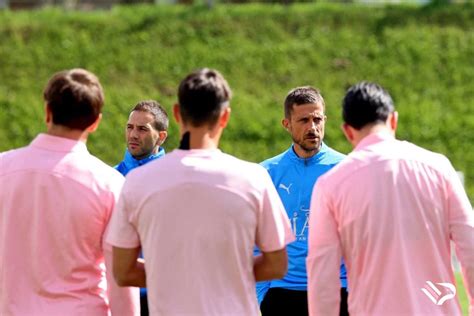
xmin=181 ymin=126 xmax=221 ymax=150
xmin=353 ymin=124 xmax=394 ymax=147
xmin=293 ymin=144 xmax=321 ymax=159
xmin=132 ymin=147 xmax=160 ymax=161
xmin=47 ymin=125 xmax=88 ymax=143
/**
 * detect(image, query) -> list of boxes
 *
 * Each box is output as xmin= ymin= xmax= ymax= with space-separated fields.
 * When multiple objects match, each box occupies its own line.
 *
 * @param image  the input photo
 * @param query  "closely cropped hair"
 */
xmin=43 ymin=68 xmax=104 ymax=130
xmin=178 ymin=68 xmax=232 ymax=127
xmin=284 ymin=86 xmax=325 ymax=118
xmin=342 ymin=81 xmax=395 ymax=130
xmin=132 ymin=100 xmax=169 ymax=131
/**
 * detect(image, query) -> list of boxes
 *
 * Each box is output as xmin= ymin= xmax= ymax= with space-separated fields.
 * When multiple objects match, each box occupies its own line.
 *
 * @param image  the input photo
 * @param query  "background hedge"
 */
xmin=0 ymin=3 xmax=473 ymax=202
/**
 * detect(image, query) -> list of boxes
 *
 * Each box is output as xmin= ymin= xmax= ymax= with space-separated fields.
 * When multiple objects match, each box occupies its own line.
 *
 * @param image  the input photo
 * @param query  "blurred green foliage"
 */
xmin=0 ymin=3 xmax=473 ymax=202
xmin=457 ymin=272 xmax=469 ymax=315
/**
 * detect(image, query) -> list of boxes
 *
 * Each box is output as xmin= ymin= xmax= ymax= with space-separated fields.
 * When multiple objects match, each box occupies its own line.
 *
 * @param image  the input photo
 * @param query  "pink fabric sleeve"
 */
xmin=256 ymin=172 xmax=295 ymax=252
xmin=106 ymin=189 xmax=141 ymax=249
xmin=102 ymin=177 xmax=125 ymax=252
xmin=101 ymin=177 xmax=140 ymax=315
xmin=307 ymin=178 xmax=342 ymax=316
xmin=445 ymin=163 xmax=474 ymax=315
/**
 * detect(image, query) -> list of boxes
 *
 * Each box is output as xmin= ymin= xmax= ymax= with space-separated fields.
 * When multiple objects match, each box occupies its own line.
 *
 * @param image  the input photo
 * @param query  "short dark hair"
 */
xmin=177 ymin=68 xmax=232 ymax=127
xmin=342 ymin=81 xmax=395 ymax=130
xmin=284 ymin=86 xmax=325 ymax=118
xmin=43 ymin=68 xmax=104 ymax=130
xmin=132 ymin=100 xmax=169 ymax=131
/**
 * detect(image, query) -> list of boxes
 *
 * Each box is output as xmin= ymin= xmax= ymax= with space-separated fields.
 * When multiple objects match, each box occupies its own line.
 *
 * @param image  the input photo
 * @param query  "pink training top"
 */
xmin=107 ymin=149 xmax=295 ymax=316
xmin=0 ymin=134 xmax=139 ymax=316
xmin=307 ymin=132 xmax=474 ymax=316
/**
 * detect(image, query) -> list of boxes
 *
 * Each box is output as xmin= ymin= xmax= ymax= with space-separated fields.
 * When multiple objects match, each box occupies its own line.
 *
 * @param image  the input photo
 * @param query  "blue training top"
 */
xmin=256 ymin=143 xmax=347 ymax=304
xmin=114 ymin=147 xmax=165 ymax=297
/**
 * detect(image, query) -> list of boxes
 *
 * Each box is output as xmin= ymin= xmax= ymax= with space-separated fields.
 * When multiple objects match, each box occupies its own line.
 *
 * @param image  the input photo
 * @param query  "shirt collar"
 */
xmin=173 ymin=148 xmax=222 ymax=157
xmin=287 ymin=142 xmax=329 ymax=165
xmin=355 ymin=131 xmax=395 ymax=151
xmin=122 ymin=147 xmax=166 ymax=169
xmin=30 ymin=133 xmax=89 ymax=153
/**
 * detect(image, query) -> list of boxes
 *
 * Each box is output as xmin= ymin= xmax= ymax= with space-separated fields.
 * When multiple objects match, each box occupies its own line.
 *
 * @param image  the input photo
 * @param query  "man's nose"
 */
xmin=129 ymin=128 xmax=139 ymax=139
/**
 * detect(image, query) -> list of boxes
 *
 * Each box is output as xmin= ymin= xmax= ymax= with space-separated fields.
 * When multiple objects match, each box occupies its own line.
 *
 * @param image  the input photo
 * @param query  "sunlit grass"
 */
xmin=456 ymin=272 xmax=469 ymax=315
xmin=0 ymin=4 xmax=473 ymax=202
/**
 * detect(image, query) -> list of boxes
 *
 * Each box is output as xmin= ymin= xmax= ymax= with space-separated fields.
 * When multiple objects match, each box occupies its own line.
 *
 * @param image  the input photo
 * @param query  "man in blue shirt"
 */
xmin=115 ymin=100 xmax=168 ymax=176
xmin=114 ymin=99 xmax=168 ymax=315
xmin=257 ymin=87 xmax=348 ymax=315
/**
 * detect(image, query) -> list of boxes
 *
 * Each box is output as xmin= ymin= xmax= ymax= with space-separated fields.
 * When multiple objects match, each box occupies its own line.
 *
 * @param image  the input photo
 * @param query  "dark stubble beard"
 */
xmin=292 ymin=134 xmax=322 ymax=155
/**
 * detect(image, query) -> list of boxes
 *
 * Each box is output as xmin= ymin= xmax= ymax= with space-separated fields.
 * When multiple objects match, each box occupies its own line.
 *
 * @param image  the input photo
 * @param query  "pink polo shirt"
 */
xmin=107 ymin=149 xmax=295 ymax=316
xmin=0 ymin=134 xmax=139 ymax=316
xmin=307 ymin=132 xmax=473 ymax=316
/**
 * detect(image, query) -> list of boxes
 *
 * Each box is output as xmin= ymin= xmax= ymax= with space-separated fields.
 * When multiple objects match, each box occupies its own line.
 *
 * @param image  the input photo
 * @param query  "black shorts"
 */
xmin=260 ymin=287 xmax=349 ymax=316
xmin=140 ymin=293 xmax=149 ymax=316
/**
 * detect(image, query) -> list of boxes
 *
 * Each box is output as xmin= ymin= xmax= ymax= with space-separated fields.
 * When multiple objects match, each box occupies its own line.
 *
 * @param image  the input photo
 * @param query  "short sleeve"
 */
xmin=307 ymin=177 xmax=342 ymax=316
xmin=105 ymin=186 xmax=141 ymax=249
xmin=255 ymin=170 xmax=295 ymax=252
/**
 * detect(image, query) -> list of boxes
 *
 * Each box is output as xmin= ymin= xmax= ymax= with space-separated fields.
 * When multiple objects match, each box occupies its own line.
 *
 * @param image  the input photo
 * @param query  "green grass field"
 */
xmin=0 ymin=3 xmax=473 ymax=202
xmin=456 ymin=273 xmax=469 ymax=315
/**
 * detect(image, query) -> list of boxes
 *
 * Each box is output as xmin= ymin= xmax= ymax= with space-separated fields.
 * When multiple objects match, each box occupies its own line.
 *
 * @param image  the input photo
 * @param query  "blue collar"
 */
xmin=122 ymin=147 xmax=165 ymax=170
xmin=287 ymin=142 xmax=329 ymax=165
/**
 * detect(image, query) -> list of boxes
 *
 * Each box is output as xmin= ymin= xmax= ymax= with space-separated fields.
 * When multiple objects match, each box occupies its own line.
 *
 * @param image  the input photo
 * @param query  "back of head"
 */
xmin=177 ymin=68 xmax=232 ymax=127
xmin=43 ymin=68 xmax=104 ymax=131
xmin=132 ymin=100 xmax=169 ymax=132
xmin=284 ymin=86 xmax=325 ymax=118
xmin=342 ymin=81 xmax=394 ymax=130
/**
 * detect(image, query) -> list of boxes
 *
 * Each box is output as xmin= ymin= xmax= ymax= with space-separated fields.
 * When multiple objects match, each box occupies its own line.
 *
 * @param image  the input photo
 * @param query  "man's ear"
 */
xmin=341 ymin=123 xmax=355 ymax=145
xmin=218 ymin=107 xmax=231 ymax=128
xmin=157 ymin=131 xmax=168 ymax=146
xmin=282 ymin=117 xmax=290 ymax=131
xmin=389 ymin=111 xmax=398 ymax=133
xmin=86 ymin=114 xmax=102 ymax=133
xmin=173 ymin=104 xmax=181 ymax=124
xmin=45 ymin=103 xmax=52 ymax=124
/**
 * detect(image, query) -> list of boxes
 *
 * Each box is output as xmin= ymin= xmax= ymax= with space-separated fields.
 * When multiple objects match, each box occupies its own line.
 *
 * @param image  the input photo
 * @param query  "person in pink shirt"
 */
xmin=106 ymin=68 xmax=295 ymax=315
xmin=307 ymin=81 xmax=473 ymax=315
xmin=0 ymin=69 xmax=139 ymax=316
